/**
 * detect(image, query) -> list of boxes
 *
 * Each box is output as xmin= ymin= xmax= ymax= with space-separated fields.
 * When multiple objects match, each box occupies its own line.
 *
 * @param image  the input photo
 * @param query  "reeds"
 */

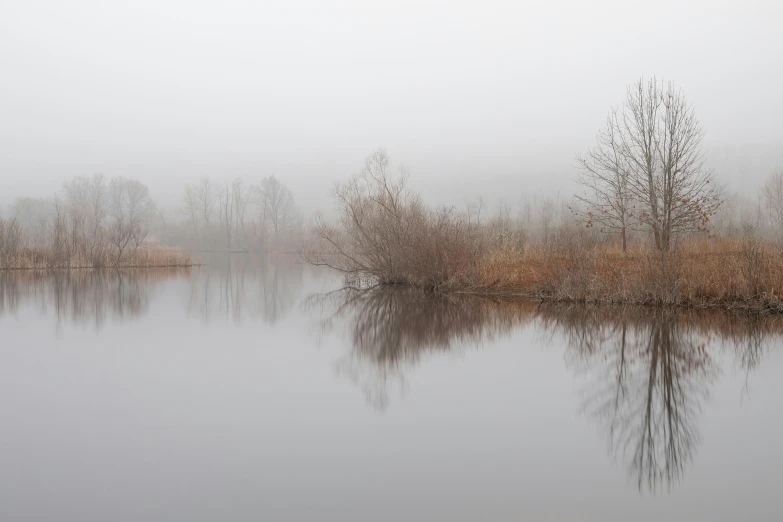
xmin=0 ymin=244 xmax=193 ymax=270
xmin=477 ymin=237 xmax=783 ymax=312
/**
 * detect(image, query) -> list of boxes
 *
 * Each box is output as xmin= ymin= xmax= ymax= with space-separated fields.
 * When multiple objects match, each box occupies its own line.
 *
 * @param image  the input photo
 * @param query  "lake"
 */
xmin=1 ymin=254 xmax=782 ymax=521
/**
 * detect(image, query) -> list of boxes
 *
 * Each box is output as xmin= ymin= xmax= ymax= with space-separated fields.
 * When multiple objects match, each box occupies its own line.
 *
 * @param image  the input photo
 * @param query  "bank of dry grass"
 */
xmin=0 ymin=244 xmax=194 ymax=270
xmin=305 ymin=150 xmax=783 ymax=314
xmin=477 ymin=238 xmax=783 ymax=313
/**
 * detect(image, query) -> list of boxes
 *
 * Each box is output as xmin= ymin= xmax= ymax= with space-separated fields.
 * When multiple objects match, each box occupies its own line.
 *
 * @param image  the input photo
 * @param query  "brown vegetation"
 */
xmin=0 ymin=243 xmax=193 ymax=270
xmin=305 ymin=148 xmax=482 ymax=289
xmin=0 ymin=268 xmax=188 ymax=323
xmin=1 ymin=174 xmax=194 ymax=270
xmin=303 ymin=148 xmax=783 ymax=313
xmin=312 ymin=284 xmax=783 ymax=417
xmin=303 ymin=78 xmax=781 ymax=315
xmin=477 ymin=236 xmax=783 ymax=312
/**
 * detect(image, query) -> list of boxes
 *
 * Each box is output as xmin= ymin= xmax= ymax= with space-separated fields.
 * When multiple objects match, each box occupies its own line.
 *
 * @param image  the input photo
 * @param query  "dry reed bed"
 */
xmin=476 ymin=239 xmax=783 ymax=313
xmin=0 ymin=245 xmax=196 ymax=270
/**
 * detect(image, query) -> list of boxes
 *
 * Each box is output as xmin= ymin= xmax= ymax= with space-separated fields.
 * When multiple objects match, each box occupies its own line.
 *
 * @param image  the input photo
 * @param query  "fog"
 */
xmin=1 ymin=0 xmax=781 ymax=215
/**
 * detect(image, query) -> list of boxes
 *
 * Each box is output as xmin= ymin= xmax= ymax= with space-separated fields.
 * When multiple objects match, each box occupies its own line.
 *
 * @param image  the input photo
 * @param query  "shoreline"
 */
xmin=345 ymin=281 xmax=783 ymax=317
xmin=450 ymin=287 xmax=783 ymax=316
xmin=0 ymin=263 xmax=202 ymax=271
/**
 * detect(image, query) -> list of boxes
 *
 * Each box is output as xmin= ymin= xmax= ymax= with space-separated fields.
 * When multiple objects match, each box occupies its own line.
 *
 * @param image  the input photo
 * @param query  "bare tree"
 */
xmin=218 ymin=181 xmax=235 ymax=249
xmin=539 ymin=196 xmax=557 ymax=245
xmin=254 ymin=176 xmax=299 ymax=247
xmin=63 ymin=174 xmax=107 ymax=263
xmin=52 ymin=195 xmax=70 ymax=266
xmin=0 ymin=215 xmax=23 ymax=269
xmin=305 ymin=148 xmax=481 ymax=288
xmin=194 ymin=177 xmax=217 ymax=248
xmin=465 ymin=196 xmax=484 ymax=226
xmin=575 ymin=110 xmax=634 ymax=251
xmin=155 ymin=206 xmax=171 ymax=244
xmin=581 ymin=78 xmax=721 ymax=251
xmin=181 ymin=185 xmax=201 ymax=246
xmin=232 ymin=178 xmax=252 ymax=248
xmin=761 ymin=171 xmax=783 ymax=234
xmin=108 ymin=178 xmax=152 ymax=265
xmin=10 ymin=198 xmax=54 ymax=252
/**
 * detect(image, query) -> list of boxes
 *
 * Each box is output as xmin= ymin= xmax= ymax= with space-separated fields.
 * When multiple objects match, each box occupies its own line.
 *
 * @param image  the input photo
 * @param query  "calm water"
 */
xmin=1 ymin=255 xmax=782 ymax=522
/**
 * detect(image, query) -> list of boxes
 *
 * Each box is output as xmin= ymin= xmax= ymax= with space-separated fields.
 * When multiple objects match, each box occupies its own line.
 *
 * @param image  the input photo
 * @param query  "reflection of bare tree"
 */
xmin=601 ymin=313 xmax=711 ymax=493
xmin=540 ymin=306 xmax=783 ymax=493
xmin=308 ymin=287 xmax=537 ymax=410
xmin=313 ymin=289 xmax=783 ymax=489
xmin=186 ymin=254 xmax=303 ymax=324
xmin=0 ymin=269 xmax=183 ymax=329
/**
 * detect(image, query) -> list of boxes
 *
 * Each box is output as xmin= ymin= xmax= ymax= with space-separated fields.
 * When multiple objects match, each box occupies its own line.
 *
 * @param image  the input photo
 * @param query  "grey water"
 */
xmin=1 ymin=255 xmax=782 ymax=522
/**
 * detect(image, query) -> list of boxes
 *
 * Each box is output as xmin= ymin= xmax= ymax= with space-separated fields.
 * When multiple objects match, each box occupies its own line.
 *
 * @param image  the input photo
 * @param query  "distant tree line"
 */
xmin=1 ymin=173 xmax=302 ymax=269
xmin=177 ymin=175 xmax=301 ymax=251
xmin=2 ymin=175 xmax=164 ymax=268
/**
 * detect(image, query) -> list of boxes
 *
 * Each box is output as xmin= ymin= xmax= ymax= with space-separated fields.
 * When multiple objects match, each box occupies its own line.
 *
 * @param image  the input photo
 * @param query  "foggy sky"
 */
xmin=1 ymin=0 xmax=781 ymax=214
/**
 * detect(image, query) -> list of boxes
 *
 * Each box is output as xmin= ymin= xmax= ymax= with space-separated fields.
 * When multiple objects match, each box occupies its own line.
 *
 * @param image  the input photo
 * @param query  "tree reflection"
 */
xmin=0 ymin=269 xmax=183 ymax=329
xmin=313 ymin=287 xmax=783 ymax=491
xmin=538 ymin=306 xmax=783 ymax=493
xmin=308 ymin=287 xmax=536 ymax=410
xmin=185 ymin=253 xmax=303 ymax=324
xmin=586 ymin=312 xmax=710 ymax=492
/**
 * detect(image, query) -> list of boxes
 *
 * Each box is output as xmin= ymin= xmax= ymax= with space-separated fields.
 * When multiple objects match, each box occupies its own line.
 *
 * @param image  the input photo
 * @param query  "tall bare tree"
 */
xmin=108 ymin=178 xmax=152 ymax=265
xmin=232 ymin=178 xmax=252 ymax=248
xmin=181 ymin=185 xmax=201 ymax=246
xmin=63 ymin=174 xmax=107 ymax=263
xmin=575 ymin=110 xmax=633 ymax=251
xmin=761 ymin=171 xmax=783 ymax=233
xmin=255 ymin=176 xmax=298 ymax=246
xmin=579 ymin=78 xmax=721 ymax=251
xmin=195 ymin=177 xmax=217 ymax=248
xmin=218 ymin=181 xmax=235 ymax=249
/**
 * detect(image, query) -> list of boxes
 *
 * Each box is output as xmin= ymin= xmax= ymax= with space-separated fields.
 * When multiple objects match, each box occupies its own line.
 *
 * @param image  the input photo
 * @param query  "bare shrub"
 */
xmin=739 ymin=224 xmax=766 ymax=298
xmin=0 ymin=217 xmax=24 ymax=269
xmin=305 ymin=148 xmax=481 ymax=289
xmin=761 ymin=171 xmax=783 ymax=236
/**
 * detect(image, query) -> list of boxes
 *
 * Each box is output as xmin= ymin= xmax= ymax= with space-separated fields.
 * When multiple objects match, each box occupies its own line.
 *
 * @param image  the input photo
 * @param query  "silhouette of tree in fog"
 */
xmin=577 ymin=77 xmax=721 ymax=251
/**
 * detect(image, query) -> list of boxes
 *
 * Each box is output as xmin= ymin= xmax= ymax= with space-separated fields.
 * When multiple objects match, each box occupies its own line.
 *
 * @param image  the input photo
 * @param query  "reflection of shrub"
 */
xmin=313 ymin=286 xmax=783 ymax=415
xmin=0 ymin=268 xmax=187 ymax=323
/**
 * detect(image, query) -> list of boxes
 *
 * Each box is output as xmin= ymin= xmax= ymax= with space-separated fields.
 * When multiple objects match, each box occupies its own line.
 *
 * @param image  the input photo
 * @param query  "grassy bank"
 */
xmin=304 ymin=151 xmax=783 ymax=314
xmin=475 ymin=238 xmax=783 ymax=313
xmin=0 ymin=245 xmax=195 ymax=270
xmin=304 ymin=150 xmax=783 ymax=314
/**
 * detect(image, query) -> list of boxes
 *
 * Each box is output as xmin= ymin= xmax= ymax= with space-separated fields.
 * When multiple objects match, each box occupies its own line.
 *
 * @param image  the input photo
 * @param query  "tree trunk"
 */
xmin=622 ymin=227 xmax=627 ymax=253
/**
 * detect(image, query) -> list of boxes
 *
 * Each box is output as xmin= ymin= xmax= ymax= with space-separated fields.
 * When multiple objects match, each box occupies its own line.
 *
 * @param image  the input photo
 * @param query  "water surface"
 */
xmin=1 ymin=255 xmax=782 ymax=521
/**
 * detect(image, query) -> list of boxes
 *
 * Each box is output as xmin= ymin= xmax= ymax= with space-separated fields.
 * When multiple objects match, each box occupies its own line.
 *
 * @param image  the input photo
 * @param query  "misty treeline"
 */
xmin=0 ymin=175 xmax=189 ymax=269
xmin=177 ymin=176 xmax=301 ymax=251
xmin=305 ymin=78 xmax=783 ymax=310
xmin=0 ymin=173 xmax=301 ymax=269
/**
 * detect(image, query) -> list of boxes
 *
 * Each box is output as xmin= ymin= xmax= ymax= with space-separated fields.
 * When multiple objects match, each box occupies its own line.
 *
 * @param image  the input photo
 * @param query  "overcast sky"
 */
xmin=1 ymin=0 xmax=781 ymax=214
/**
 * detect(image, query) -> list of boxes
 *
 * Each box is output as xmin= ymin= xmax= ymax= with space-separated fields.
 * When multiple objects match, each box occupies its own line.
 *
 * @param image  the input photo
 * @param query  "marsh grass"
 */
xmin=0 ymin=244 xmax=195 ymax=270
xmin=477 ymin=238 xmax=783 ymax=312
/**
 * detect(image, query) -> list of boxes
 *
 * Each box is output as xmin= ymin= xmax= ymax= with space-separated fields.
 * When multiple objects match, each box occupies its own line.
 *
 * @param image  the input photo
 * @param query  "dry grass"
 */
xmin=0 ymin=244 xmax=195 ymax=270
xmin=477 ymin=238 xmax=783 ymax=313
